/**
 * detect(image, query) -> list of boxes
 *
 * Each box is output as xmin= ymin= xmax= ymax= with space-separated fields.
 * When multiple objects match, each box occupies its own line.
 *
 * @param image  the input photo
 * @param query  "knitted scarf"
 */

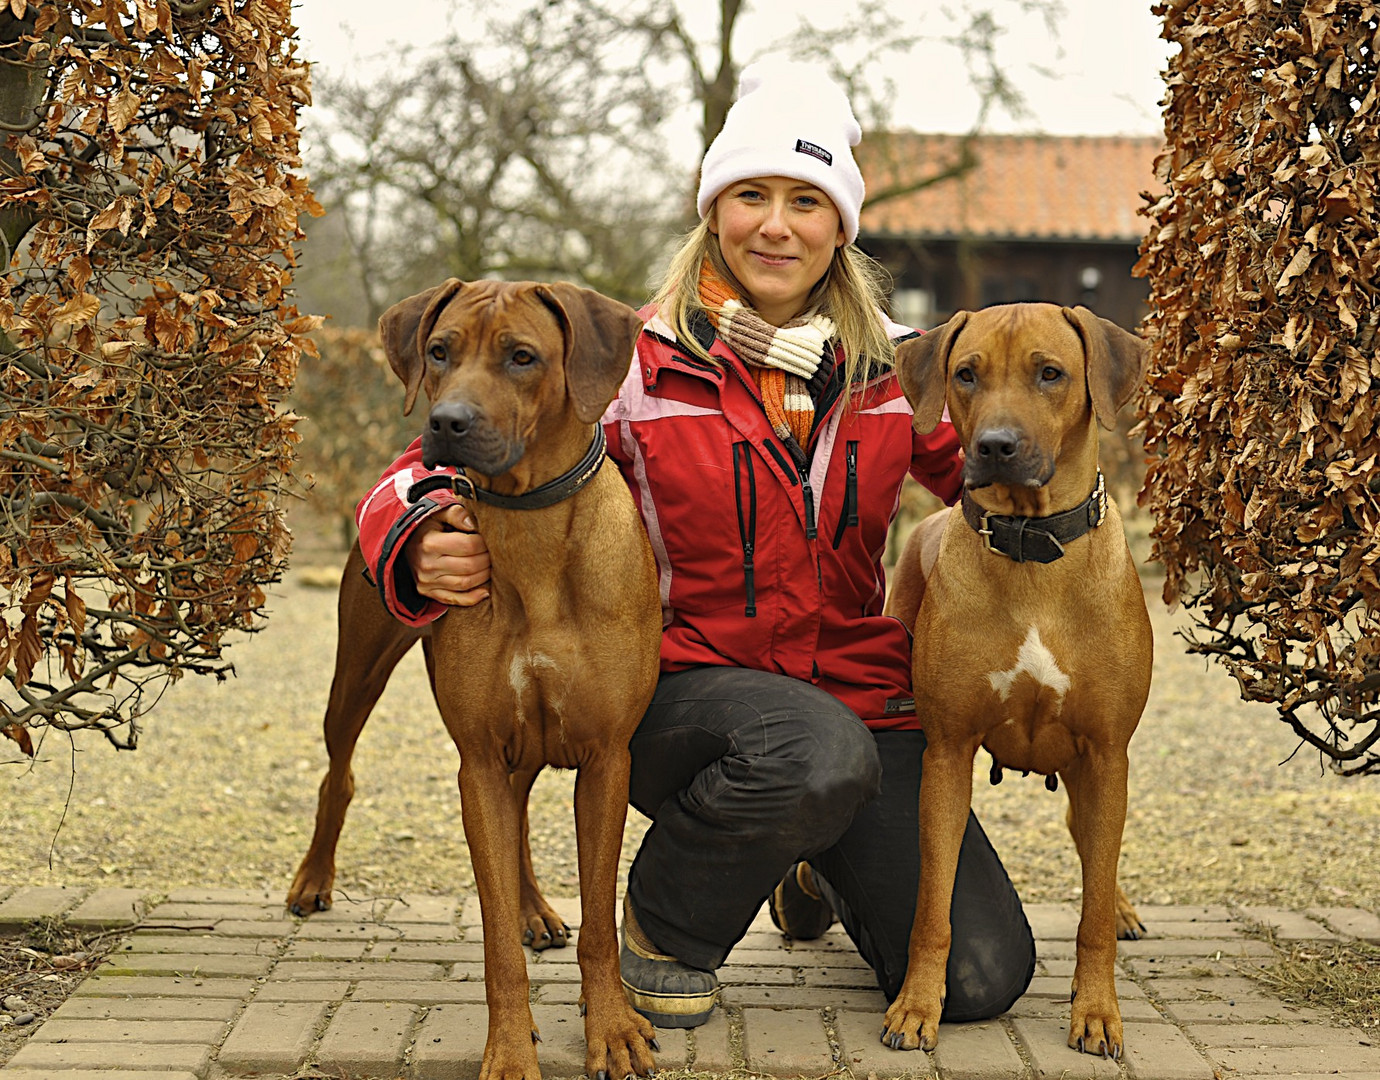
xmin=698 ymin=260 xmax=836 ymax=455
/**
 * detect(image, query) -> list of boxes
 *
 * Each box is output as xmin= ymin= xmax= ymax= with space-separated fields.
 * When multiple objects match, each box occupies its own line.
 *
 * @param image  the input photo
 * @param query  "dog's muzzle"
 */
xmin=422 ymin=401 xmax=522 ymax=474
xmin=963 ymin=426 xmax=1054 ymax=489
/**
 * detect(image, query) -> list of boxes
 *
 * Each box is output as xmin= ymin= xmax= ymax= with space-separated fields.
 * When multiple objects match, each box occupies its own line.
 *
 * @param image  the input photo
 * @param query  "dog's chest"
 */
xmin=485 ymin=597 xmax=652 ymax=766
xmin=979 ymin=625 xmax=1085 ymax=772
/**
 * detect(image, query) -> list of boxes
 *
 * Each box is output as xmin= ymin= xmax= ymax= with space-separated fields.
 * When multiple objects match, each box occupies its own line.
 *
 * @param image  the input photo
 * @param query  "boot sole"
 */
xmin=620 ymin=940 xmax=719 ymax=1028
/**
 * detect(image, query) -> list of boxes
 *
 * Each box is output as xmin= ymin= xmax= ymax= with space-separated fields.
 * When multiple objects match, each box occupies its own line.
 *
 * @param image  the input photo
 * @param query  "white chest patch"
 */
xmin=508 ymin=652 xmax=564 ymax=725
xmin=987 ymin=626 xmax=1071 ymax=708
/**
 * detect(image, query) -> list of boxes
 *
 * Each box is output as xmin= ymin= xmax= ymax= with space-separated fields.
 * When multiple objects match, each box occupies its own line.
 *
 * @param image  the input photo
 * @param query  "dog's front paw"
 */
xmin=881 ymin=988 xmax=943 ymax=1052
xmin=1068 ymin=1003 xmax=1124 ymax=1060
xmin=584 ymin=999 xmax=658 ymax=1079
xmin=478 ymin=1029 xmax=543 ymax=1080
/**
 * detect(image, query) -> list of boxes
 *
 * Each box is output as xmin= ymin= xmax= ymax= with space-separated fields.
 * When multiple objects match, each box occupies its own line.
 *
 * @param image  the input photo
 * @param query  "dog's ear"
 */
xmin=1062 ymin=306 xmax=1150 ymax=431
xmin=896 ymin=312 xmax=968 ymax=434
xmin=535 ymin=282 xmax=643 ymax=423
xmin=378 ymin=278 xmax=466 ymax=416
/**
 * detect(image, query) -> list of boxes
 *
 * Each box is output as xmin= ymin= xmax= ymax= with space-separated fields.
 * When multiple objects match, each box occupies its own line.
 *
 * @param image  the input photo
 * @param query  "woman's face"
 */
xmin=709 ymin=176 xmax=845 ymax=326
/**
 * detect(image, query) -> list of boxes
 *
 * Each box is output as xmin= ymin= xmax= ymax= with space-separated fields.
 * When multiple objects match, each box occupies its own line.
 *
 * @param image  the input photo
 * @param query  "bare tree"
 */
xmin=302 ymin=0 xmax=1063 ymax=326
xmin=308 ymin=1 xmax=684 ymax=321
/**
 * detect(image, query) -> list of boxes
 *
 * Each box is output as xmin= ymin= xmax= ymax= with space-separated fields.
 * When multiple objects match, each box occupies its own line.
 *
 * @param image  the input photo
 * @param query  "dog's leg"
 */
xmin=573 ymin=747 xmax=657 ymax=1079
xmin=883 ymin=733 xmax=982 ymax=1051
xmin=1061 ymin=748 xmax=1130 ymax=1059
xmin=512 ymin=764 xmax=570 ymax=950
xmin=287 ymin=544 xmax=420 ymax=915
xmin=459 ymin=752 xmax=542 ymax=1080
xmin=1064 ymin=799 xmax=1144 ymax=940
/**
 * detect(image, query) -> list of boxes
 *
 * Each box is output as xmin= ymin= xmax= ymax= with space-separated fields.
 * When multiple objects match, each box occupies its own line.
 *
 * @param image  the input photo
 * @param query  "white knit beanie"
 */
xmin=697 ymin=59 xmax=866 ymax=244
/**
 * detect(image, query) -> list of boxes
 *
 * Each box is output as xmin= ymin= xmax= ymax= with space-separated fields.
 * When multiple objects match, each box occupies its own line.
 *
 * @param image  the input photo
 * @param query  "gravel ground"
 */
xmin=1 ymin=526 xmax=1377 ymax=918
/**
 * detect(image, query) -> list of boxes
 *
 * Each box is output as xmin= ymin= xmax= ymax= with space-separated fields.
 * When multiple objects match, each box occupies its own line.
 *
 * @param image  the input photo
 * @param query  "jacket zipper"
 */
xmin=733 ymin=441 xmax=757 ymax=617
xmin=831 ymin=441 xmax=859 ymax=549
xmin=726 ymin=360 xmax=816 ymax=543
xmin=800 ymin=464 xmax=817 ymax=540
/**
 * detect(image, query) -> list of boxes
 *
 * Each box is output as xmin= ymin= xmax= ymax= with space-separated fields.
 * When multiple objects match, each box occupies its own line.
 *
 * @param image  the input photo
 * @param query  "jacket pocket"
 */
xmin=831 ymin=440 xmax=859 ymax=550
xmin=733 ymin=441 xmax=758 ymax=617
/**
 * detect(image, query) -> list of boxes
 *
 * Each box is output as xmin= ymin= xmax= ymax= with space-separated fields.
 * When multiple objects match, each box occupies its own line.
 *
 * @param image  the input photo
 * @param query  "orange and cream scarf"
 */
xmin=698 ymin=261 xmax=837 ymax=454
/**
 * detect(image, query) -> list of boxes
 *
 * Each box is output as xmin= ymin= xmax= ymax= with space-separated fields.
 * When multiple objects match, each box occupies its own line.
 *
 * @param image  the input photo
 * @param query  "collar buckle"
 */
xmin=448 ymin=472 xmax=478 ymax=500
xmin=978 ymin=512 xmax=1001 ymax=557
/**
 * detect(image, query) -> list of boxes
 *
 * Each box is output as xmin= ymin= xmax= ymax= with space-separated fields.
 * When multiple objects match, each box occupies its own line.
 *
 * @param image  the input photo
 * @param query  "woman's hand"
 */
xmin=405 ymin=504 xmax=491 ymax=606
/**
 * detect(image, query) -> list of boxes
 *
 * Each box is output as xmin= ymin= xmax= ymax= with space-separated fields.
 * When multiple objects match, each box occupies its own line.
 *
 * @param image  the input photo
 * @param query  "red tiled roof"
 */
xmin=858 ymin=133 xmax=1163 ymax=243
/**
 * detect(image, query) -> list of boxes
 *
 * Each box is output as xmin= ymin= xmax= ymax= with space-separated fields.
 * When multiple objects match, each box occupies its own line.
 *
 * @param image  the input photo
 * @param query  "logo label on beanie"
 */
xmin=795 ymin=139 xmax=833 ymax=166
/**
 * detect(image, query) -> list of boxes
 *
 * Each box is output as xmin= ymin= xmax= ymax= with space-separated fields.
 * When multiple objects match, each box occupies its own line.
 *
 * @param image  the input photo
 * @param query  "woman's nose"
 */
xmin=760 ymin=200 xmax=791 ymax=237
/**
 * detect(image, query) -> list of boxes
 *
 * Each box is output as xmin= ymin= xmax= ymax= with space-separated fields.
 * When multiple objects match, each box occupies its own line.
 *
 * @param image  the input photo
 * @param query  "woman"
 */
xmin=355 ymin=59 xmax=1035 ymax=1031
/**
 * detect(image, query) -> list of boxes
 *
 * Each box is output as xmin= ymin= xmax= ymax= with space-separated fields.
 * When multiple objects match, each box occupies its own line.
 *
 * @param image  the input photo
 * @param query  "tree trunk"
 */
xmin=0 ymin=13 xmax=48 ymax=260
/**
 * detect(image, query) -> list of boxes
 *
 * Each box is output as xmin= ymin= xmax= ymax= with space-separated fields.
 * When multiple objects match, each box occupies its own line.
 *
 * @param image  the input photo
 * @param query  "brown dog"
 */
xmin=286 ymin=279 xmax=661 ymax=1080
xmin=285 ymin=551 xmax=579 ymax=951
xmin=881 ymin=303 xmax=1152 ymax=1060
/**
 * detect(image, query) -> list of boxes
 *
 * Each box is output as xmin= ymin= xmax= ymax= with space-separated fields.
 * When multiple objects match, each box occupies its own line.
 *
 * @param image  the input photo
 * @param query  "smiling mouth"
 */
xmin=752 ymin=251 xmax=797 ymax=265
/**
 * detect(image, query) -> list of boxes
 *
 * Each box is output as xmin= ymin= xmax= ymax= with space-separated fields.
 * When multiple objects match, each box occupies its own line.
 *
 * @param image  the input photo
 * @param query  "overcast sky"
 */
xmin=292 ymin=0 xmax=1175 ymax=141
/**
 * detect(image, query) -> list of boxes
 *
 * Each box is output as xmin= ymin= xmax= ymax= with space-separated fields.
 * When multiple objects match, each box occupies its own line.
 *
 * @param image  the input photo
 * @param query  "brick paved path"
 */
xmin=2 ymin=884 xmax=1378 ymax=1079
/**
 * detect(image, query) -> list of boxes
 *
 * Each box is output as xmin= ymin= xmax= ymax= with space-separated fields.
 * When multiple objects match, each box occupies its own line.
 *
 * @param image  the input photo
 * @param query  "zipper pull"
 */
xmin=800 ymin=466 xmax=817 ymax=540
xmin=846 ymin=443 xmax=859 ymax=526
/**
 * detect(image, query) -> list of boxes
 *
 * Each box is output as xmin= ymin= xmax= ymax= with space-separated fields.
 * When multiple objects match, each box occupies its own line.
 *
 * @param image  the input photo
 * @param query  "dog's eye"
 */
xmin=511 ymin=349 xmax=536 ymax=367
xmin=955 ymin=367 xmax=976 ymax=385
xmin=1040 ymin=366 xmax=1062 ymax=382
xmin=428 ymin=345 xmax=446 ymax=364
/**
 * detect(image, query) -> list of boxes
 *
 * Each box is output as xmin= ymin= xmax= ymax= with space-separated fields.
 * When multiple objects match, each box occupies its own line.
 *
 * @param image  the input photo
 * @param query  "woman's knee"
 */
xmin=773 ymin=715 xmax=881 ymax=847
xmin=801 ymin=718 xmax=881 ymax=809
xmin=938 ymin=917 xmax=1036 ymax=1021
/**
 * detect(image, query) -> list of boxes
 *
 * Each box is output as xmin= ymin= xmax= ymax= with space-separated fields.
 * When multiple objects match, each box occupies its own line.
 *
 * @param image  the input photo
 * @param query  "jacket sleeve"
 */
xmin=599 ymin=352 xmax=641 ymax=482
xmin=354 ymin=437 xmax=460 ymax=626
xmin=909 ymin=419 xmax=964 ymax=506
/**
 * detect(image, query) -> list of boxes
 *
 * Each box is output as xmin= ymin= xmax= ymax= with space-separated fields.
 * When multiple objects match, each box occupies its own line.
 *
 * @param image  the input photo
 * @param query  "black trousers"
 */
xmin=625 ymin=665 xmax=1035 ymax=1021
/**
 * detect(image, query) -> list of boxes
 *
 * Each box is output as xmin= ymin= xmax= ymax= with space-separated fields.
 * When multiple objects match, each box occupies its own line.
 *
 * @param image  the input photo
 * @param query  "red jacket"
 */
xmin=356 ymin=310 xmax=962 ymax=729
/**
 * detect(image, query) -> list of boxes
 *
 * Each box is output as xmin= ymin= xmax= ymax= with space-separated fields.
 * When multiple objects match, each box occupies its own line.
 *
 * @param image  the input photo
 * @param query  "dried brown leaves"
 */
xmin=0 ymin=1 xmax=320 ymax=748
xmin=291 ymin=327 xmax=415 ymax=539
xmin=1137 ymin=0 xmax=1380 ymax=774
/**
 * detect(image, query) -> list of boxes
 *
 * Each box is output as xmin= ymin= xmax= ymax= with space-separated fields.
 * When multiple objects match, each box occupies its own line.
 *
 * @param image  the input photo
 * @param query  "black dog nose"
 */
xmin=976 ymin=428 xmax=1022 ymax=461
xmin=429 ymin=401 xmax=479 ymax=439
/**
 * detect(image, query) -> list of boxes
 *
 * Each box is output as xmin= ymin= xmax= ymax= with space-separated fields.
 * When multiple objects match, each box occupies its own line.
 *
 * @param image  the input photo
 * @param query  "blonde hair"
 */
xmin=650 ymin=219 xmax=897 ymax=399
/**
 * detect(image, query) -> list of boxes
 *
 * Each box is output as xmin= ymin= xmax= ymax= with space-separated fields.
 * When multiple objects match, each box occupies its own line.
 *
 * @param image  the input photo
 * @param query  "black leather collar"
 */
xmin=960 ymin=471 xmax=1107 ymax=563
xmin=406 ymin=427 xmax=607 ymax=510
